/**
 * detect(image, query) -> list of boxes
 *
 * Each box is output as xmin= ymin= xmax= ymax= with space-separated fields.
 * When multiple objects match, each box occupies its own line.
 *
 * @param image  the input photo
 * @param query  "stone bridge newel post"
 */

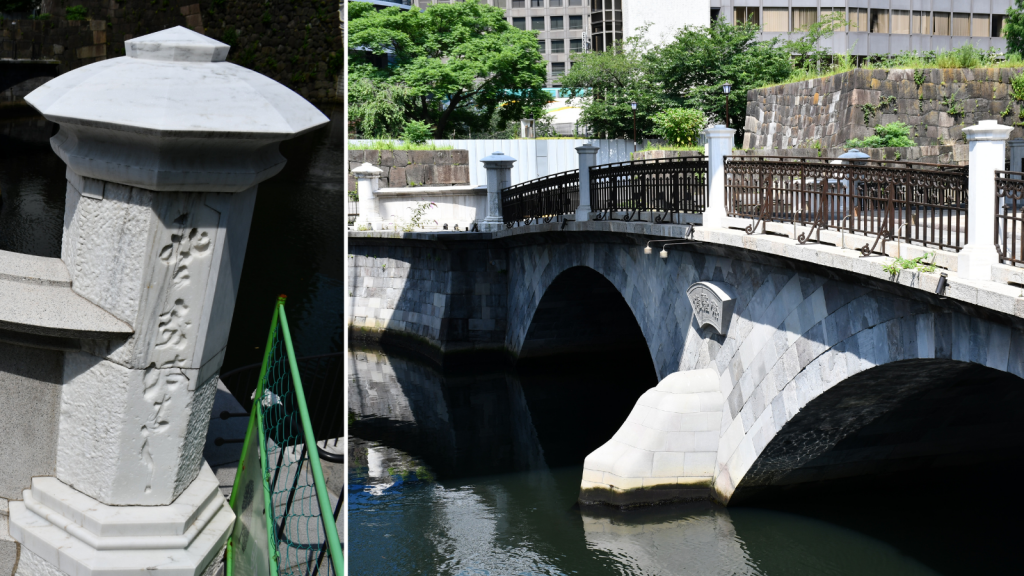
xmin=960 ymin=120 xmax=1012 ymax=280
xmin=353 ymin=162 xmax=384 ymax=230
xmin=575 ymin=143 xmax=599 ymax=222
xmin=703 ymin=125 xmax=735 ymax=228
xmin=481 ymin=151 xmax=515 ymax=231
xmin=9 ymin=27 xmax=328 ymax=575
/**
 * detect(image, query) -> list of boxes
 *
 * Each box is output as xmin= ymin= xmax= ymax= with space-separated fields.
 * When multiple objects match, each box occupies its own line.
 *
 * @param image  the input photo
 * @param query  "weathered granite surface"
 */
xmin=348 ymin=223 xmax=1024 ymax=505
xmin=744 ymin=68 xmax=1024 ymax=152
xmin=347 ymin=149 xmax=471 ymax=191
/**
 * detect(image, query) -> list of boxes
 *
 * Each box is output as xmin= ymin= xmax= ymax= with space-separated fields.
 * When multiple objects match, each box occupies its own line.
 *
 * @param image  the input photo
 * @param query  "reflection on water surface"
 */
xmin=348 ymin=346 xmax=966 ymax=575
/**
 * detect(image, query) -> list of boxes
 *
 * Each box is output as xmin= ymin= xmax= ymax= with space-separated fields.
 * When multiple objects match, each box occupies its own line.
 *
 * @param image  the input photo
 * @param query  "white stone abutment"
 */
xmin=348 ymin=221 xmax=1024 ymax=507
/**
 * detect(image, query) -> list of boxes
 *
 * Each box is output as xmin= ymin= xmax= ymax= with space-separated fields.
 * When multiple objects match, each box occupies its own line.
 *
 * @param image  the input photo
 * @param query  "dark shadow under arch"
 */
xmin=733 ymin=358 xmax=1024 ymax=504
xmin=516 ymin=266 xmax=659 ymax=468
xmin=519 ymin=266 xmax=652 ymax=363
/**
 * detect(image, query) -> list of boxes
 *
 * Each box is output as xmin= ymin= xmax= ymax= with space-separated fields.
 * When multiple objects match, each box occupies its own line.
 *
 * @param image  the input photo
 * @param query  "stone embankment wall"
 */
xmin=348 ymin=149 xmax=471 ymax=190
xmin=2 ymin=0 xmax=340 ymax=102
xmin=634 ymin=145 xmax=968 ymax=165
xmin=744 ymin=68 xmax=1024 ymax=151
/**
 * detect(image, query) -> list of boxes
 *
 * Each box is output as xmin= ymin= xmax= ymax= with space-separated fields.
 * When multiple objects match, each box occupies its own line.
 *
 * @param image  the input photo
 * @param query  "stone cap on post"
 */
xmin=963 ymin=120 xmax=1013 ymax=142
xmin=481 ymin=151 xmax=516 ymax=168
xmin=352 ymin=162 xmax=384 ymax=179
xmin=575 ymin=142 xmax=599 ymax=155
xmin=24 ymin=26 xmax=329 ymax=193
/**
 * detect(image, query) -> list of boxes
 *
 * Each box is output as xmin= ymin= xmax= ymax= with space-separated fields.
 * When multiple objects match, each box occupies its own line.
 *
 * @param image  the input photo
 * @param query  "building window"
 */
xmin=994 ymin=15 xmax=1006 ymax=38
xmin=912 ymin=11 xmax=929 ymax=35
xmin=552 ymin=62 xmax=566 ymax=77
xmin=531 ymin=0 xmax=543 ymax=5
xmin=849 ymin=8 xmax=867 ymax=32
xmin=710 ymin=8 xmax=720 ymax=21
xmin=549 ymin=0 xmax=562 ymax=6
xmin=512 ymin=0 xmax=524 ymax=7
xmin=570 ymin=38 xmax=583 ymax=52
xmin=551 ymin=39 xmax=565 ymax=53
xmin=891 ymin=10 xmax=910 ymax=34
xmin=762 ymin=8 xmax=788 ymax=32
xmin=532 ymin=16 xmax=545 ymax=30
xmin=569 ymin=0 xmax=582 ymax=5
xmin=512 ymin=17 xmax=526 ymax=30
xmin=870 ymin=9 xmax=888 ymax=33
xmin=792 ymin=8 xmax=816 ymax=31
xmin=952 ymin=13 xmax=970 ymax=36
xmin=569 ymin=15 xmax=583 ymax=30
xmin=972 ymin=14 xmax=989 ymax=37
xmin=933 ymin=12 xmax=950 ymax=35
xmin=538 ymin=40 xmax=546 ymax=53
xmin=734 ymin=7 xmax=759 ymax=25
xmin=551 ymin=15 xmax=563 ymax=30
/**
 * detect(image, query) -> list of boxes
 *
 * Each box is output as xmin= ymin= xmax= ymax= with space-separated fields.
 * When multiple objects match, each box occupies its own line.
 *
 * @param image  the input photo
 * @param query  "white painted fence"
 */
xmin=348 ymin=139 xmax=676 ymax=187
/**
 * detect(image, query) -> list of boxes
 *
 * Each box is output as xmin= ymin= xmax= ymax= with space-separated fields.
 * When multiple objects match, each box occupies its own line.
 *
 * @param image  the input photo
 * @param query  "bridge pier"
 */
xmin=0 ymin=27 xmax=327 ymax=575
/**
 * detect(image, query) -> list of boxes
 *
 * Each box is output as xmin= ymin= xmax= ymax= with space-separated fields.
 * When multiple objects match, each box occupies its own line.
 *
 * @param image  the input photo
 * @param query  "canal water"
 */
xmin=0 ymin=108 xmax=344 ymax=375
xmin=349 ymin=345 xmax=1020 ymax=575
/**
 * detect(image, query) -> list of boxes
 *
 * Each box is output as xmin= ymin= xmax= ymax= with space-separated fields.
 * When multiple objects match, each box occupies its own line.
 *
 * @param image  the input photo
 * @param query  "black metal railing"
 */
xmin=501 ymin=169 xmax=579 ymax=228
xmin=995 ymin=171 xmax=1024 ymax=267
xmin=590 ymin=156 xmax=708 ymax=223
xmin=725 ymin=156 xmax=969 ymax=255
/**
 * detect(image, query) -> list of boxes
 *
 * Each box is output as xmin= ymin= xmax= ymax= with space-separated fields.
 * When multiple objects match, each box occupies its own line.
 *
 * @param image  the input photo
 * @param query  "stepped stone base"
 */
xmin=10 ymin=463 xmax=232 ymax=576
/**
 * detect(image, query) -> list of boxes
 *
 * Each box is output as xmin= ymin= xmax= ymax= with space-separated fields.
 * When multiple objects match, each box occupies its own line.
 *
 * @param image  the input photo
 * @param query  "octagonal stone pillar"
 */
xmin=8 ymin=26 xmax=328 ymax=576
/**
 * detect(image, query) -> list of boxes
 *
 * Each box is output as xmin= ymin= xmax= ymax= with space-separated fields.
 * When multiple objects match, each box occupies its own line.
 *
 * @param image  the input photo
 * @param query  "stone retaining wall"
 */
xmin=744 ymin=68 xmax=1024 ymax=151
xmin=348 ymin=149 xmax=471 ymax=191
xmin=2 ymin=0 xmax=340 ymax=103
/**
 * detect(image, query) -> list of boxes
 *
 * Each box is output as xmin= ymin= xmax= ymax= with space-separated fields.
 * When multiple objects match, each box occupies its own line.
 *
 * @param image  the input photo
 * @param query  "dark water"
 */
xmin=348 ymin=345 xmax=1018 ymax=576
xmin=0 ymin=109 xmax=344 ymax=376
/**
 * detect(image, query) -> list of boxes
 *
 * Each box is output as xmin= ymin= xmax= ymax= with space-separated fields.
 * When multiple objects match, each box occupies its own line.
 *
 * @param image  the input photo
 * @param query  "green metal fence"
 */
xmin=226 ymin=296 xmax=344 ymax=576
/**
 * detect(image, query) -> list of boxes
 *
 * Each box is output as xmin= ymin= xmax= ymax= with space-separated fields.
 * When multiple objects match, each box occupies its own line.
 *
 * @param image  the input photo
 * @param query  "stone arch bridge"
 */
xmin=347 ymin=220 xmax=1024 ymax=506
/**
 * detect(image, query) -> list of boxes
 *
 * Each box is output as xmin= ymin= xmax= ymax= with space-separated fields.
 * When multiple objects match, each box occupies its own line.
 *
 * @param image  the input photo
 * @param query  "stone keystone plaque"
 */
xmin=686 ymin=281 xmax=738 ymax=336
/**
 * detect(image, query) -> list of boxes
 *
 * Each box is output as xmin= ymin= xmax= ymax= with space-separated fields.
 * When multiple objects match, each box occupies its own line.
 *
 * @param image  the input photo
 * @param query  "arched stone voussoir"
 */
xmin=711 ymin=309 xmax=1024 ymax=504
xmin=579 ymin=369 xmax=725 ymax=507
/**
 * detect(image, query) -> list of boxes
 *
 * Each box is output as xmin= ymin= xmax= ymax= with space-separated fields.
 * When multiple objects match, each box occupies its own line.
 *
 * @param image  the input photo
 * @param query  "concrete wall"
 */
xmin=348 ymin=139 xmax=660 ymax=187
xmin=744 ymin=68 xmax=1024 ymax=151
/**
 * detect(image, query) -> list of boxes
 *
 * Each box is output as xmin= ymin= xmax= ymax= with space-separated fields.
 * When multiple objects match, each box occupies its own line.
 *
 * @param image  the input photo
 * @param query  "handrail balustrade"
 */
xmin=725 ymin=155 xmax=969 ymax=255
xmin=590 ymin=156 xmax=708 ymax=223
xmin=995 ymin=170 xmax=1024 ymax=267
xmin=501 ymin=169 xmax=580 ymax=227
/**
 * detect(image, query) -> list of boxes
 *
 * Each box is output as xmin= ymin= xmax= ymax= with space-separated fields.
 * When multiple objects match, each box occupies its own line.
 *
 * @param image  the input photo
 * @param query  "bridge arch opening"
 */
xmin=730 ymin=358 xmax=1024 ymax=571
xmin=515 ymin=266 xmax=658 ymax=468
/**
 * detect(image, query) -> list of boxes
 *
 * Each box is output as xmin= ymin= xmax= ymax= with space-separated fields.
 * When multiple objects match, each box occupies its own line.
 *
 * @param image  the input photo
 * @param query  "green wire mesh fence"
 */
xmin=227 ymin=296 xmax=344 ymax=576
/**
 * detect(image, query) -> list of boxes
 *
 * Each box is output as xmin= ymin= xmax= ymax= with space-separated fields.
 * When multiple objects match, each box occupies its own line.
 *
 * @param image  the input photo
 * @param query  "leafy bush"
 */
xmin=1012 ymin=72 xmax=1024 ymax=102
xmin=401 ymin=120 xmax=434 ymax=144
xmin=846 ymin=121 xmax=915 ymax=148
xmin=934 ymin=43 xmax=984 ymax=68
xmin=650 ymin=108 xmax=707 ymax=147
xmin=65 ymin=5 xmax=88 ymax=20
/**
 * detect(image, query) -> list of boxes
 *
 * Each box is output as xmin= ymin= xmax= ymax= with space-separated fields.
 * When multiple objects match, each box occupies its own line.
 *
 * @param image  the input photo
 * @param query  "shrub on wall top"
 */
xmin=846 ymin=121 xmax=915 ymax=149
xmin=65 ymin=5 xmax=87 ymax=21
xmin=650 ymin=108 xmax=707 ymax=148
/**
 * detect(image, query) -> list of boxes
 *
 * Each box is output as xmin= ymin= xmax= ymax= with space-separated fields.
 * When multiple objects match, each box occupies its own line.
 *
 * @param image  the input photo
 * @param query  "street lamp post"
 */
xmin=722 ymin=82 xmax=732 ymax=129
xmin=630 ymin=100 xmax=638 ymax=152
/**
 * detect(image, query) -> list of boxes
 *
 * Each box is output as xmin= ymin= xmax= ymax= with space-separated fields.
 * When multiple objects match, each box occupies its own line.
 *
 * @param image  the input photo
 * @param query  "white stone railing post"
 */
xmin=703 ymin=125 xmax=735 ymax=228
xmin=575 ymin=143 xmax=599 ymax=221
xmin=960 ymin=120 xmax=1011 ymax=281
xmin=353 ymin=162 xmax=384 ymax=230
xmin=481 ymin=151 xmax=516 ymax=231
xmin=9 ymin=27 xmax=328 ymax=576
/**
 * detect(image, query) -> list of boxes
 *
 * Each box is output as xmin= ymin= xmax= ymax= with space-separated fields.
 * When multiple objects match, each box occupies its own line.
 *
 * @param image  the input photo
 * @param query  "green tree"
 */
xmin=784 ymin=11 xmax=848 ymax=72
xmin=559 ymin=28 xmax=668 ymax=139
xmin=654 ymin=18 xmax=792 ymax=139
xmin=348 ymin=0 xmax=549 ymax=138
xmin=1009 ymin=0 xmax=1024 ymax=56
